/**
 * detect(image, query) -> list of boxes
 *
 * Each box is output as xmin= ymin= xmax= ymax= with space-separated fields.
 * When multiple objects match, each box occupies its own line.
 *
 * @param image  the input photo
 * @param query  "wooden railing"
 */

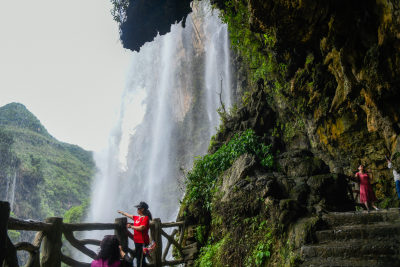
xmin=1 ymin=201 xmax=194 ymax=267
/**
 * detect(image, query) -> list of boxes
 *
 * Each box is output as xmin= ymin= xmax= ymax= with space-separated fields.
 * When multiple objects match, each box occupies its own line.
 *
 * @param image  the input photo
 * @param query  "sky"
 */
xmin=0 ymin=0 xmax=132 ymax=152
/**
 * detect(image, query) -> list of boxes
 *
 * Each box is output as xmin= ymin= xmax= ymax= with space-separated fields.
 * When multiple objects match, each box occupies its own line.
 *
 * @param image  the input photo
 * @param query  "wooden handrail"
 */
xmin=160 ymin=221 xmax=184 ymax=228
xmin=1 ymin=200 xmax=191 ymax=267
xmin=8 ymin=217 xmax=52 ymax=232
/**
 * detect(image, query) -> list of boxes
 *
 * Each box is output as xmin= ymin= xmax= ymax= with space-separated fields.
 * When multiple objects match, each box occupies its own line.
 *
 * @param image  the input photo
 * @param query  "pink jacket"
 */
xmin=91 ymin=259 xmax=121 ymax=267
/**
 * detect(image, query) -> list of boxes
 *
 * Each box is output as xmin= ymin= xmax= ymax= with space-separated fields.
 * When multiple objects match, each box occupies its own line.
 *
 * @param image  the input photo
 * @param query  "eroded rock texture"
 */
xmin=120 ymin=0 xmax=192 ymax=51
xmin=248 ymin=0 xmax=400 ymax=172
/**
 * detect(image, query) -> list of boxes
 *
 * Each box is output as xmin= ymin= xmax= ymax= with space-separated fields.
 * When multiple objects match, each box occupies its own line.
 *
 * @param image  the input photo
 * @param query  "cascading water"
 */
xmin=87 ymin=1 xmax=233 ymax=228
xmin=4 ymin=170 xmax=17 ymax=212
xmin=9 ymin=171 xmax=17 ymax=212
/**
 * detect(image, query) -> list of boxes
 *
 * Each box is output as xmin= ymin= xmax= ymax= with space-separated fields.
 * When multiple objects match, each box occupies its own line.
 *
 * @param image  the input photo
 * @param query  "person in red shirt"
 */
xmin=118 ymin=202 xmax=152 ymax=267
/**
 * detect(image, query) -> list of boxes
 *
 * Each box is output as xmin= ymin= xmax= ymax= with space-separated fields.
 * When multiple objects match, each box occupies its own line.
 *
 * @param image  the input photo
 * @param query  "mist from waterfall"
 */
xmin=87 ymin=1 xmax=233 ymax=227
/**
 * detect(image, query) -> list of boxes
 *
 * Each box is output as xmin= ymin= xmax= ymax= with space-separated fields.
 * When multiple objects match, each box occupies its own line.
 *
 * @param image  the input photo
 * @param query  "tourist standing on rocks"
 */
xmin=355 ymin=165 xmax=379 ymax=211
xmin=91 ymin=235 xmax=122 ymax=267
xmin=387 ymin=156 xmax=400 ymax=199
xmin=118 ymin=201 xmax=152 ymax=267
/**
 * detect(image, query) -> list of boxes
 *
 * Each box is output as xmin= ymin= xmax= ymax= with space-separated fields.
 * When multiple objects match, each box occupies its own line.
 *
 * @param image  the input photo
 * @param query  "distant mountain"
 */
xmin=0 ymin=102 xmax=95 ymax=221
xmin=0 ymin=103 xmax=50 ymax=137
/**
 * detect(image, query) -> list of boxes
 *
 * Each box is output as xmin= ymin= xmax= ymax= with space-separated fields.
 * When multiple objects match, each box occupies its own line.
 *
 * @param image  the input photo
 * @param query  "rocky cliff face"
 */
xmin=179 ymin=0 xmax=400 ymax=265
xmin=119 ymin=0 xmax=192 ymax=51
xmin=118 ymin=0 xmax=400 ymax=265
xmin=211 ymin=0 xmax=400 ymax=204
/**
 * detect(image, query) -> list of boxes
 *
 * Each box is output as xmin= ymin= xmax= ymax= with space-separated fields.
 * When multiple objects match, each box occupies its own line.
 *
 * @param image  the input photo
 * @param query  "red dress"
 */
xmin=356 ymin=172 xmax=376 ymax=202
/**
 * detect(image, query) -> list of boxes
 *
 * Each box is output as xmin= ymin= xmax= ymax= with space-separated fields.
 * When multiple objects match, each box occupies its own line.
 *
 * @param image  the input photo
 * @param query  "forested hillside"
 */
xmin=0 ymin=103 xmax=95 ymax=223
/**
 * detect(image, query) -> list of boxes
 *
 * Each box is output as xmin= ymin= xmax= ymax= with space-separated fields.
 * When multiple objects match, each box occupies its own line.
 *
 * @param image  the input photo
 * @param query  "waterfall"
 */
xmin=9 ymin=170 xmax=17 ymax=212
xmin=87 ymin=1 xmax=233 ymax=226
xmin=4 ymin=170 xmax=17 ymax=212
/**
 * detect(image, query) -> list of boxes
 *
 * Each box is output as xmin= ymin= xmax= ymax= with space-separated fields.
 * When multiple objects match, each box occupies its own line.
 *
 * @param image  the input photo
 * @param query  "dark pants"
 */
xmin=396 ymin=180 xmax=400 ymax=199
xmin=134 ymin=243 xmax=147 ymax=267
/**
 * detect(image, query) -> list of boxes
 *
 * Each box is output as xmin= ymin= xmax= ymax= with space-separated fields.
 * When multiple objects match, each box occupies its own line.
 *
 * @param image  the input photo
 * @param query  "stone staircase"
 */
xmin=301 ymin=208 xmax=400 ymax=267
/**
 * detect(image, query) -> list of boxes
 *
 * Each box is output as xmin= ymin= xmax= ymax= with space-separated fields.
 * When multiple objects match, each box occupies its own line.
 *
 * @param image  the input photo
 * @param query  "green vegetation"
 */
xmin=195 ymin=225 xmax=208 ymax=245
xmin=220 ymin=0 xmax=285 ymax=85
xmin=64 ymin=201 xmax=89 ymax=223
xmin=0 ymin=103 xmax=95 ymax=220
xmin=110 ymin=0 xmax=129 ymax=24
xmin=8 ymin=212 xmax=21 ymax=243
xmin=195 ymin=236 xmax=227 ymax=267
xmin=246 ymin=237 xmax=272 ymax=267
xmin=185 ymin=129 xmax=273 ymax=211
xmin=243 ymin=219 xmax=273 ymax=267
xmin=0 ymin=103 xmax=50 ymax=137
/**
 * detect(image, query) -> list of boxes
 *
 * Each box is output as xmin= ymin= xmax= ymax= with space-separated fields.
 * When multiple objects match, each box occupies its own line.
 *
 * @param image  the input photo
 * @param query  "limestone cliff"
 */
xmin=179 ymin=0 xmax=400 ymax=265
xmin=117 ymin=0 xmax=400 ymax=265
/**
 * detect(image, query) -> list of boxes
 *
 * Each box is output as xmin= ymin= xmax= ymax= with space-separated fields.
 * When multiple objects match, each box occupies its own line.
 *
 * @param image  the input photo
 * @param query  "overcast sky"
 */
xmin=0 ymin=0 xmax=131 ymax=152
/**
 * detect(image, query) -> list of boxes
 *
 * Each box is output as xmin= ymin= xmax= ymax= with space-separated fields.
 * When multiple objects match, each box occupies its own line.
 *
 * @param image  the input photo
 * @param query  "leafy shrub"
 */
xmin=64 ymin=201 xmax=89 ymax=223
xmin=185 ymin=129 xmax=273 ymax=211
xmin=195 ymin=225 xmax=207 ymax=245
xmin=245 ymin=230 xmax=273 ymax=267
xmin=195 ymin=237 xmax=226 ymax=267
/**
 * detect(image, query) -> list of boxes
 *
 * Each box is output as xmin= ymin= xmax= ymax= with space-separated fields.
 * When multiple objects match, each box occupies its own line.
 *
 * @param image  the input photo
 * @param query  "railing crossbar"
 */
xmin=160 ymin=229 xmax=183 ymax=253
xmin=160 ymin=221 xmax=184 ymax=228
xmin=162 ymin=229 xmax=178 ymax=261
xmin=63 ymin=230 xmax=97 ymax=259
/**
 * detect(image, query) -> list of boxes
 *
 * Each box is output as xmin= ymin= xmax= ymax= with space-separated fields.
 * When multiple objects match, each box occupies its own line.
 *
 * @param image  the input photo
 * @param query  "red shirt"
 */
xmin=128 ymin=215 xmax=150 ymax=244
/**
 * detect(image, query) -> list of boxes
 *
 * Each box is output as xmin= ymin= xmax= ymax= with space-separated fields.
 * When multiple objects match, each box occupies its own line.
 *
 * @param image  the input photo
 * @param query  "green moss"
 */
xmin=195 ymin=225 xmax=208 ymax=245
xmin=220 ymin=0 xmax=282 ymax=84
xmin=183 ymin=129 xmax=273 ymax=212
xmin=195 ymin=236 xmax=228 ymax=267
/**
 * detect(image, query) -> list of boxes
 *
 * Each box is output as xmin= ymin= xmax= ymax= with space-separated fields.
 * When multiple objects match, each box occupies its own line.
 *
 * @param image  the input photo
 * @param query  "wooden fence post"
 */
xmin=0 ymin=201 xmax=10 ymax=265
xmin=115 ymin=217 xmax=128 ymax=251
xmin=150 ymin=218 xmax=162 ymax=267
xmin=41 ymin=217 xmax=63 ymax=267
xmin=1 ymin=201 xmax=18 ymax=267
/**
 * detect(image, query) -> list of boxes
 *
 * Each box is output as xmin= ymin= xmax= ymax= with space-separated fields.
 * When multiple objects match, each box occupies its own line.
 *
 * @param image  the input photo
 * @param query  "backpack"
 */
xmin=143 ymin=241 xmax=156 ymax=255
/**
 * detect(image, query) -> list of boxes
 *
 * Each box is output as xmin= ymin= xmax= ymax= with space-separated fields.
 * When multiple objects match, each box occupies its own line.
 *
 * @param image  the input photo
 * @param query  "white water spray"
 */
xmin=87 ymin=1 xmax=233 ymax=227
xmin=4 ymin=170 xmax=17 ymax=212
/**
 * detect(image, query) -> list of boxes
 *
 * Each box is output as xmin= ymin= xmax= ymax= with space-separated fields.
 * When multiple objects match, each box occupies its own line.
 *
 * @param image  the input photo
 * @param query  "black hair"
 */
xmin=135 ymin=201 xmax=153 ymax=220
xmin=143 ymin=209 xmax=153 ymax=221
xmin=97 ymin=235 xmax=120 ymax=264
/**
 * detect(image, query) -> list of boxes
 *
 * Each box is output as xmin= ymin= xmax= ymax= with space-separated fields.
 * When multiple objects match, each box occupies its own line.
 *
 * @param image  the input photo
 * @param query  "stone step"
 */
xmin=316 ymin=223 xmax=400 ymax=243
xmin=301 ymin=256 xmax=400 ymax=267
xmin=322 ymin=209 xmax=400 ymax=227
xmin=301 ymin=240 xmax=399 ymax=259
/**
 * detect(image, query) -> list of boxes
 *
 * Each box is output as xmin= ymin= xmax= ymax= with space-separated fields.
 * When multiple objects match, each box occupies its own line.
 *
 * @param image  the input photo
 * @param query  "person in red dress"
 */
xmin=355 ymin=165 xmax=379 ymax=211
xmin=118 ymin=202 xmax=152 ymax=267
